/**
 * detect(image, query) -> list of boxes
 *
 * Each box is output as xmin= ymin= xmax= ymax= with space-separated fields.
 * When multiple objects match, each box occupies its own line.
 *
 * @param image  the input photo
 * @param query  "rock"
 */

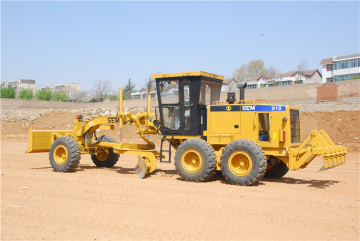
xmin=354 ymin=137 xmax=359 ymax=140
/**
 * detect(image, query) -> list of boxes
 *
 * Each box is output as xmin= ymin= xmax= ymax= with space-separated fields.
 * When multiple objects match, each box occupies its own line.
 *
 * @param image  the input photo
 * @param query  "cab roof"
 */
xmin=151 ymin=71 xmax=224 ymax=81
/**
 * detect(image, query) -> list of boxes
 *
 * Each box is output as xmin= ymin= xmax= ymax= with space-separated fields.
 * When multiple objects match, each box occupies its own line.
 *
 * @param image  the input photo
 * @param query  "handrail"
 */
xmin=212 ymin=100 xmax=266 ymax=105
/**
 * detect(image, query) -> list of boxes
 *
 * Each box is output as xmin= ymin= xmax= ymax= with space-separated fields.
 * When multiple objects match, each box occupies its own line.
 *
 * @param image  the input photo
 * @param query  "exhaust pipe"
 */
xmin=237 ymin=83 xmax=247 ymax=104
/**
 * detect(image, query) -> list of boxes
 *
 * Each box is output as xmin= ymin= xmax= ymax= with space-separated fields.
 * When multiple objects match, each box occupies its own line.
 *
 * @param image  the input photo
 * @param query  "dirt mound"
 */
xmin=300 ymin=111 xmax=359 ymax=152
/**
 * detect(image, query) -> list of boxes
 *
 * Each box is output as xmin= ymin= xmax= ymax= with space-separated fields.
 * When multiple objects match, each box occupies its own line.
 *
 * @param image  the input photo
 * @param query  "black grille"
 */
xmin=290 ymin=109 xmax=301 ymax=143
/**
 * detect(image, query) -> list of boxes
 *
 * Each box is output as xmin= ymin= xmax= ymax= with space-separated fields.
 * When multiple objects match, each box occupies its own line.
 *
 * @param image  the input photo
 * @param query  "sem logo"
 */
xmin=226 ymin=106 xmax=232 ymax=111
xmin=242 ymin=105 xmax=255 ymax=111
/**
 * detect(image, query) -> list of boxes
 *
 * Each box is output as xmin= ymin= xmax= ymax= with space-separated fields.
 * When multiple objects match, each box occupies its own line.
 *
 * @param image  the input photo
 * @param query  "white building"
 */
xmin=131 ymin=88 xmax=148 ymax=99
xmin=241 ymin=69 xmax=322 ymax=89
xmin=320 ymin=54 xmax=360 ymax=83
xmin=37 ymin=83 xmax=81 ymax=100
xmin=221 ymin=78 xmax=238 ymax=91
xmin=243 ymin=76 xmax=268 ymax=89
xmin=2 ymin=79 xmax=36 ymax=96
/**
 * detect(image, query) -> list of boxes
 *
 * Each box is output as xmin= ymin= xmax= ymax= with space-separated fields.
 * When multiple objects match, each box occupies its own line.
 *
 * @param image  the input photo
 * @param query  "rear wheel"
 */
xmin=264 ymin=158 xmax=289 ymax=178
xmin=220 ymin=139 xmax=267 ymax=186
xmin=91 ymin=135 xmax=120 ymax=167
xmin=49 ymin=136 xmax=81 ymax=172
xmin=174 ymin=138 xmax=216 ymax=182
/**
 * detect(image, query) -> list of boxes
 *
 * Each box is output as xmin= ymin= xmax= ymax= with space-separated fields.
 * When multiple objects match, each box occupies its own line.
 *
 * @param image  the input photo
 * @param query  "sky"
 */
xmin=1 ymin=1 xmax=359 ymax=92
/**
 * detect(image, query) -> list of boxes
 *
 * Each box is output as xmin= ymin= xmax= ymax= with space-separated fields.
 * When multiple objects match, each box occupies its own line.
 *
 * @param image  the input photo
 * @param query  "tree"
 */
xmin=295 ymin=59 xmax=310 ymax=72
xmin=18 ymin=88 xmax=35 ymax=100
xmin=232 ymin=60 xmax=278 ymax=82
xmin=36 ymin=90 xmax=53 ymax=101
xmin=0 ymin=87 xmax=16 ymax=99
xmin=89 ymin=79 xmax=112 ymax=102
xmin=53 ymin=92 xmax=69 ymax=102
xmin=123 ymin=78 xmax=136 ymax=99
xmin=79 ymin=91 xmax=87 ymax=102
xmin=142 ymin=76 xmax=155 ymax=90
xmin=109 ymin=95 xmax=119 ymax=101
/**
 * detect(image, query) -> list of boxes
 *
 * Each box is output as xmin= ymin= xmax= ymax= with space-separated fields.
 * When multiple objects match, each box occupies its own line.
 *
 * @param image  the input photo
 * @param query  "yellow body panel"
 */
xmin=26 ymin=129 xmax=72 ymax=153
xmin=151 ymin=71 xmax=224 ymax=81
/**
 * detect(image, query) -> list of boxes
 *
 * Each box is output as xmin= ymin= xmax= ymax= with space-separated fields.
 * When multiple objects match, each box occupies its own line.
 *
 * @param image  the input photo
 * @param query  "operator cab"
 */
xmin=152 ymin=71 xmax=224 ymax=136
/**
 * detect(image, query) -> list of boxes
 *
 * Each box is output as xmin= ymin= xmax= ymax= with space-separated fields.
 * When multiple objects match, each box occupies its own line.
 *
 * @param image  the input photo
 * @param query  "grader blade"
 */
xmin=134 ymin=156 xmax=148 ymax=179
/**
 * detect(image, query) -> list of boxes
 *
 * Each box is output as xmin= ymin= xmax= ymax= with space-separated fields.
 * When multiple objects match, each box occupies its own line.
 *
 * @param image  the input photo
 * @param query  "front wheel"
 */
xmin=174 ymin=138 xmax=216 ymax=182
xmin=91 ymin=135 xmax=120 ymax=167
xmin=220 ymin=139 xmax=267 ymax=186
xmin=49 ymin=136 xmax=81 ymax=172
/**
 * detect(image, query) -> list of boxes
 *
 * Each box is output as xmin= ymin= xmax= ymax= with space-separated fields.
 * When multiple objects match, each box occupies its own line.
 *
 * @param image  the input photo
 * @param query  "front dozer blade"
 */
xmin=134 ymin=156 xmax=148 ymax=179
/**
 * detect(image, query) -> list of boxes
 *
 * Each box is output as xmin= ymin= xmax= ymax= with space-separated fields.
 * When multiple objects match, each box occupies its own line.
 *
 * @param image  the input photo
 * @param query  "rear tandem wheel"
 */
xmin=220 ymin=139 xmax=267 ymax=186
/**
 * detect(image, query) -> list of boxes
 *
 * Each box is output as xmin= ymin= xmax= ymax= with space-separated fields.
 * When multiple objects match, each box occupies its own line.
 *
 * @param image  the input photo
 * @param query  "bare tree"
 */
xmin=233 ymin=60 xmax=279 ymax=82
xmin=296 ymin=59 xmax=310 ymax=72
xmin=89 ymin=79 xmax=112 ymax=102
xmin=79 ymin=91 xmax=88 ymax=102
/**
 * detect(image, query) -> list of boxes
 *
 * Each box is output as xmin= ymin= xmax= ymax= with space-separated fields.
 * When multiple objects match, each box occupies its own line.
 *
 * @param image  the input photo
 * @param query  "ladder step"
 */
xmin=159 ymin=136 xmax=173 ymax=163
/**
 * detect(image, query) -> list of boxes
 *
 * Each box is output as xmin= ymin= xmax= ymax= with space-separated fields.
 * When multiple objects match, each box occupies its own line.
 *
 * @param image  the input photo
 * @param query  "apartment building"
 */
xmin=1 ymin=79 xmax=36 ymax=95
xmin=37 ymin=83 xmax=81 ymax=100
xmin=320 ymin=54 xmax=360 ymax=83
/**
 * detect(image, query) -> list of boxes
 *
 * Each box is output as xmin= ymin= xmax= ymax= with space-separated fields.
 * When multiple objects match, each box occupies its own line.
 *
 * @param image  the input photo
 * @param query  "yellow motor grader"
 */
xmin=26 ymin=71 xmax=347 ymax=186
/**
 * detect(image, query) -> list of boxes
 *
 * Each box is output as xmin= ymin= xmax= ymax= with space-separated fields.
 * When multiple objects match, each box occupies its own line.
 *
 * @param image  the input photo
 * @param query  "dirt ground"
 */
xmin=1 ymin=110 xmax=359 ymax=240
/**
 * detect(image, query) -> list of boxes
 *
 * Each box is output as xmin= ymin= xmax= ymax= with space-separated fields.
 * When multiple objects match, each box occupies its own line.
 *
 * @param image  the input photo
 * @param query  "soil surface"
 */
xmin=1 ymin=110 xmax=359 ymax=240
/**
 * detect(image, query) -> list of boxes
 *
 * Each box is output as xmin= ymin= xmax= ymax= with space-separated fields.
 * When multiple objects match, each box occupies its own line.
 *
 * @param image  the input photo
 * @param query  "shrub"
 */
xmin=18 ymin=88 xmax=35 ymax=100
xmin=109 ymin=95 xmax=119 ymax=101
xmin=36 ymin=90 xmax=53 ymax=101
xmin=0 ymin=87 xmax=16 ymax=99
xmin=53 ymin=92 xmax=69 ymax=102
xmin=89 ymin=98 xmax=98 ymax=103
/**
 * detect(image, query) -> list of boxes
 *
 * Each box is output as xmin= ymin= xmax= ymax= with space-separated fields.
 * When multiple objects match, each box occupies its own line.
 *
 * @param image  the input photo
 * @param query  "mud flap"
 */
xmin=134 ymin=156 xmax=149 ymax=179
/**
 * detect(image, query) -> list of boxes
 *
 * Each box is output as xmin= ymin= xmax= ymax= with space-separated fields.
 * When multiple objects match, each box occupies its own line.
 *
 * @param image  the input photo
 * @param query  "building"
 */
xmin=37 ymin=83 xmax=81 ymax=100
xmin=320 ymin=54 xmax=360 ymax=83
xmin=131 ymin=88 xmax=148 ymax=99
xmin=242 ymin=76 xmax=268 ymax=89
xmin=221 ymin=78 xmax=238 ymax=91
xmin=2 ymin=79 xmax=36 ymax=96
xmin=241 ymin=69 xmax=322 ymax=89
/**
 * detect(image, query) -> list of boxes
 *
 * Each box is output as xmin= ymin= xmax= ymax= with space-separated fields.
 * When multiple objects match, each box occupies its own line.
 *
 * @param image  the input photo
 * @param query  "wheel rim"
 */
xmin=95 ymin=149 xmax=109 ymax=161
xmin=54 ymin=145 xmax=68 ymax=165
xmin=228 ymin=151 xmax=253 ymax=176
xmin=181 ymin=149 xmax=202 ymax=173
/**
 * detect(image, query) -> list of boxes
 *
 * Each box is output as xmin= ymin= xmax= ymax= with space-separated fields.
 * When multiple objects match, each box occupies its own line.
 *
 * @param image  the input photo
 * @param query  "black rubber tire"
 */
xmin=49 ymin=136 xmax=81 ymax=172
xmin=264 ymin=160 xmax=289 ymax=178
xmin=91 ymin=135 xmax=120 ymax=167
xmin=220 ymin=139 xmax=267 ymax=186
xmin=215 ymin=170 xmax=223 ymax=175
xmin=174 ymin=138 xmax=217 ymax=182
